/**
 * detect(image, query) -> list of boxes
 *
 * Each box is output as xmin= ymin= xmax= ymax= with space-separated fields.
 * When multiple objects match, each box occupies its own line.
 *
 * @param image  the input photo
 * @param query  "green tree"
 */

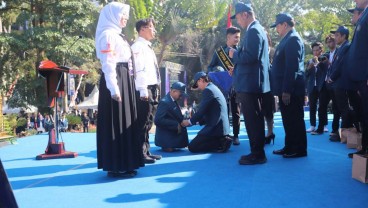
xmin=150 ymin=0 xmax=228 ymax=65
xmin=0 ymin=0 xmax=99 ymax=111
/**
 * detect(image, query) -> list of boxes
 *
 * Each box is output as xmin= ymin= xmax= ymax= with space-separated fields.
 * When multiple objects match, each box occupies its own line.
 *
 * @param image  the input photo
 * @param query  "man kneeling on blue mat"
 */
xmin=154 ymin=82 xmax=189 ymax=152
xmin=182 ymin=72 xmax=232 ymax=153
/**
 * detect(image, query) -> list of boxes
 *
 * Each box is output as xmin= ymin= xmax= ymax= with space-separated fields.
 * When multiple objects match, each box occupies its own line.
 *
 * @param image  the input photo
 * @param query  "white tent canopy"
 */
xmin=75 ymin=86 xmax=99 ymax=110
xmin=2 ymin=104 xmax=38 ymax=114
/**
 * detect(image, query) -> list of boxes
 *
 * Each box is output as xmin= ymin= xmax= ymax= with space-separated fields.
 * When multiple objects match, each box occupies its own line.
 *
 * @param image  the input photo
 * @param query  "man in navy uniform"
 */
xmin=229 ymin=2 xmax=270 ymax=165
xmin=182 ymin=72 xmax=232 ymax=153
xmin=346 ymin=0 xmax=368 ymax=157
xmin=304 ymin=42 xmax=328 ymax=133
xmin=348 ymin=6 xmax=364 ymax=25
xmin=311 ymin=35 xmax=340 ymax=136
xmin=154 ymin=82 xmax=189 ymax=152
xmin=207 ymin=26 xmax=241 ymax=145
xmin=270 ymin=13 xmax=307 ymax=158
xmin=328 ymin=26 xmax=361 ymax=142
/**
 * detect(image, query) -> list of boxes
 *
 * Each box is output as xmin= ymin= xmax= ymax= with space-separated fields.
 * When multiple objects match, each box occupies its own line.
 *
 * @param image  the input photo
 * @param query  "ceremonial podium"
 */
xmin=36 ymin=60 xmax=87 ymax=160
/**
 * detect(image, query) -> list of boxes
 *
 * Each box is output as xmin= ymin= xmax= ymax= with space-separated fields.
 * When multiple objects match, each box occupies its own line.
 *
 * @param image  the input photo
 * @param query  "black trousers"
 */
xmin=188 ymin=134 xmax=223 ymax=153
xmin=308 ymin=86 xmax=319 ymax=126
xmin=334 ymin=89 xmax=362 ymax=129
xmin=237 ymin=92 xmax=265 ymax=158
xmin=228 ymin=90 xmax=240 ymax=137
xmin=83 ymin=125 xmax=89 ymax=133
xmin=278 ymin=94 xmax=307 ymax=153
xmin=318 ymin=85 xmax=340 ymax=132
xmin=0 ymin=159 xmax=18 ymax=208
xmin=136 ymin=85 xmax=159 ymax=157
xmin=357 ymin=81 xmax=368 ymax=151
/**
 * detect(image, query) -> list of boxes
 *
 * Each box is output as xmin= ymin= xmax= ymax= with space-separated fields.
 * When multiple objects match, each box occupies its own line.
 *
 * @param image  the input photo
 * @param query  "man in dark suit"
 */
xmin=328 ymin=26 xmax=362 ymax=142
xmin=154 ymin=82 xmax=189 ymax=152
xmin=305 ymin=42 xmax=328 ymax=133
xmin=182 ymin=72 xmax=232 ymax=153
xmin=311 ymin=35 xmax=340 ymax=136
xmin=229 ymin=2 xmax=270 ymax=165
xmin=270 ymin=13 xmax=307 ymax=158
xmin=346 ymin=0 xmax=368 ymax=157
xmin=207 ymin=27 xmax=241 ymax=145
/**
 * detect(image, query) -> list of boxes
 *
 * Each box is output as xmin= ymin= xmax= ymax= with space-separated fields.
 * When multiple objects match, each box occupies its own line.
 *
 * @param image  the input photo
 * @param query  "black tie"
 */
xmin=148 ymin=44 xmax=161 ymax=83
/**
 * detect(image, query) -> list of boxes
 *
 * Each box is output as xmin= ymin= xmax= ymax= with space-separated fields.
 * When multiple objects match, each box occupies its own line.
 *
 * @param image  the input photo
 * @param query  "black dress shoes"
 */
xmin=239 ymin=154 xmax=267 ymax=165
xmin=217 ymin=136 xmax=232 ymax=153
xmin=148 ymin=153 xmax=162 ymax=160
xmin=144 ymin=156 xmax=156 ymax=164
xmin=329 ymin=135 xmax=340 ymax=142
xmin=273 ymin=148 xmax=286 ymax=155
xmin=311 ymin=129 xmax=323 ymax=135
xmin=161 ymin=148 xmax=178 ymax=152
xmin=240 ymin=153 xmax=252 ymax=160
xmin=348 ymin=149 xmax=367 ymax=158
xmin=283 ymin=152 xmax=307 ymax=158
xmin=107 ymin=170 xmax=137 ymax=178
xmin=232 ymin=137 xmax=240 ymax=145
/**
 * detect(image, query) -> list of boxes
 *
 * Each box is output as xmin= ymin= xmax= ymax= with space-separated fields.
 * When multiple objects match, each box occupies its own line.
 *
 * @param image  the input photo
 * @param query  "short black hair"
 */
xmin=325 ymin=34 xmax=335 ymax=43
xmin=311 ymin=42 xmax=323 ymax=49
xmin=336 ymin=32 xmax=349 ymax=40
xmin=286 ymin=19 xmax=295 ymax=27
xmin=226 ymin=27 xmax=241 ymax=35
xmin=135 ymin=18 xmax=155 ymax=33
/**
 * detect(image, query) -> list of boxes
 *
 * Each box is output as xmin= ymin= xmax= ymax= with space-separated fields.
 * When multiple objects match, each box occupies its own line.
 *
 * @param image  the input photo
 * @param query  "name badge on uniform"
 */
xmin=357 ymin=24 xmax=361 ymax=32
xmin=215 ymin=47 xmax=234 ymax=71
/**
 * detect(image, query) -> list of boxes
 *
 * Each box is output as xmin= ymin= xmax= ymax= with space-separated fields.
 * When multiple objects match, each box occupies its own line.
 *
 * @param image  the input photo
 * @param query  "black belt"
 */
xmin=147 ymin=84 xmax=159 ymax=89
xmin=117 ymin=62 xmax=128 ymax=66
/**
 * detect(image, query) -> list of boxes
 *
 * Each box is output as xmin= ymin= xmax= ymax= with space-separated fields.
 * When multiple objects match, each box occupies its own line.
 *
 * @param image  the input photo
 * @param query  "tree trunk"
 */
xmin=157 ymin=42 xmax=168 ymax=66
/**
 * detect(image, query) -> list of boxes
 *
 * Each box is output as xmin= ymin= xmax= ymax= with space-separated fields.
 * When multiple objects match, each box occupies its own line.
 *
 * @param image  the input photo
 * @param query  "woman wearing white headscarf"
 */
xmin=95 ymin=2 xmax=143 ymax=178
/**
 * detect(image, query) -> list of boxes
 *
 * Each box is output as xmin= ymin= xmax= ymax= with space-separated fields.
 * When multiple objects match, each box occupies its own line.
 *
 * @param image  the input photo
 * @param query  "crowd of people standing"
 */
xmin=94 ymin=1 xmax=368 ymax=178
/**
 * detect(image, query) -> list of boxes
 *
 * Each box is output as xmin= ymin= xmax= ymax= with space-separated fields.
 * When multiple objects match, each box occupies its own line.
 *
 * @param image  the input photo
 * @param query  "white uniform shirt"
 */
xmin=131 ymin=37 xmax=160 ymax=97
xmin=329 ymin=49 xmax=336 ymax=64
xmin=97 ymin=31 xmax=132 ymax=96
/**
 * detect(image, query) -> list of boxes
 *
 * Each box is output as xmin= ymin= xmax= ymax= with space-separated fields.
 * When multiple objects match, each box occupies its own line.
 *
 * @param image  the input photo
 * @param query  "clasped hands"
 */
xmin=181 ymin=119 xmax=192 ymax=127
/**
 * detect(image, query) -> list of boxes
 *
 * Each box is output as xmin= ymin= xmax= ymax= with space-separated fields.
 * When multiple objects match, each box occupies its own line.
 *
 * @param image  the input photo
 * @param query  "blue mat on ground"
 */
xmin=0 ymin=112 xmax=367 ymax=208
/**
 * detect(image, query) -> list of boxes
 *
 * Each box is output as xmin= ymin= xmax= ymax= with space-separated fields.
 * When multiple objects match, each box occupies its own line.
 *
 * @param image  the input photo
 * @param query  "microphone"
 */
xmin=63 ymin=35 xmax=83 ymax=66
xmin=66 ymin=35 xmax=83 ymax=55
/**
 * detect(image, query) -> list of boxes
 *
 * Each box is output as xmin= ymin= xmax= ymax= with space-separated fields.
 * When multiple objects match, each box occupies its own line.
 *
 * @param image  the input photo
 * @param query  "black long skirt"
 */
xmin=97 ymin=63 xmax=144 ymax=172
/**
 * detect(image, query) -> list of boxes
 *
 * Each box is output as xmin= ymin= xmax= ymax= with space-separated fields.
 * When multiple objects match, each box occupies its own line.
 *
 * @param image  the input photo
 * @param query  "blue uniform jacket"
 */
xmin=347 ymin=8 xmax=368 ymax=81
xmin=154 ymin=93 xmax=189 ymax=148
xmin=271 ymin=28 xmax=305 ymax=96
xmin=190 ymin=83 xmax=230 ymax=137
xmin=305 ymin=61 xmax=328 ymax=95
xmin=232 ymin=21 xmax=270 ymax=93
xmin=329 ymin=41 xmax=357 ymax=90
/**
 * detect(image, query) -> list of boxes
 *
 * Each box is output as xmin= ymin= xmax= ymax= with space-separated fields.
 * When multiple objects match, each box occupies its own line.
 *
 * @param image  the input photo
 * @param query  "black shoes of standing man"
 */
xmin=107 ymin=170 xmax=137 ymax=178
xmin=216 ymin=136 xmax=233 ymax=153
xmin=273 ymin=147 xmax=307 ymax=158
xmin=348 ymin=149 xmax=368 ymax=158
xmin=232 ymin=135 xmax=240 ymax=145
xmin=144 ymin=152 xmax=162 ymax=164
xmin=238 ymin=154 xmax=267 ymax=165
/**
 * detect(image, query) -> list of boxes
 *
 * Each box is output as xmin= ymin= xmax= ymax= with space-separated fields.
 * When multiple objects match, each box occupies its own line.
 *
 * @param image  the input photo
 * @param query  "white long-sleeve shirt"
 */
xmin=96 ymin=31 xmax=132 ymax=96
xmin=131 ymin=37 xmax=160 ymax=97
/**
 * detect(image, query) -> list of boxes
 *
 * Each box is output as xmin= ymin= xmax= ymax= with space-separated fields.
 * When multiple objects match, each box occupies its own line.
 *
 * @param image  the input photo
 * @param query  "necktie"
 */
xmin=148 ymin=44 xmax=161 ymax=83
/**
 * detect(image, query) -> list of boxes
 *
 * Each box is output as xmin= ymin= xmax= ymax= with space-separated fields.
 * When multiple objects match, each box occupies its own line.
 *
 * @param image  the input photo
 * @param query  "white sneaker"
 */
xmin=324 ymin=126 xmax=329 ymax=132
xmin=306 ymin=126 xmax=315 ymax=133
